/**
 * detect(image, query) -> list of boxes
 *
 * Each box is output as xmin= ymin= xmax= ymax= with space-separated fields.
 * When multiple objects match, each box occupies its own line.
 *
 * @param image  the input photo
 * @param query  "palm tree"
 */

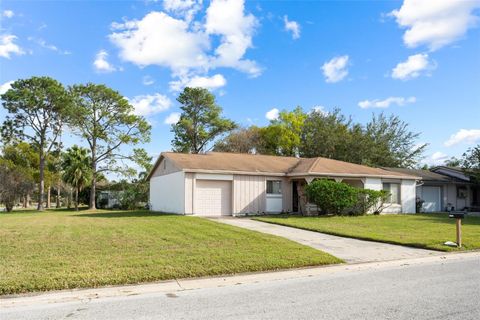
xmin=61 ymin=146 xmax=91 ymax=211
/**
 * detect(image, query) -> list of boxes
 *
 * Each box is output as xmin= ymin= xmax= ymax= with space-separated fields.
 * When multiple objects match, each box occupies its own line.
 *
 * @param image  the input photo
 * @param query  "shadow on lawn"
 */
xmin=72 ymin=211 xmax=179 ymax=218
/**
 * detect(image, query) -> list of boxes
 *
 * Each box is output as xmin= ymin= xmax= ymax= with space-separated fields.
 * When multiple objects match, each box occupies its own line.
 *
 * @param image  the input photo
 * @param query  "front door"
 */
xmin=292 ymin=181 xmax=299 ymax=212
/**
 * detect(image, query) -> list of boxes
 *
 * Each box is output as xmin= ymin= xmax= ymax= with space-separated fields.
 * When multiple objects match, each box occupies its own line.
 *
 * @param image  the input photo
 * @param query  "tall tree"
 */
xmin=364 ymin=113 xmax=426 ymax=168
xmin=172 ymin=87 xmax=237 ymax=153
xmin=261 ymin=107 xmax=307 ymax=156
xmin=299 ymin=109 xmax=426 ymax=167
xmin=68 ymin=83 xmax=151 ymax=209
xmin=0 ymin=77 xmax=71 ymax=210
xmin=445 ymin=157 xmax=462 ymax=167
xmin=61 ymin=146 xmax=91 ymax=211
xmin=213 ymin=126 xmax=262 ymax=153
xmin=461 ymin=145 xmax=480 ymax=183
xmin=299 ymin=108 xmax=351 ymax=159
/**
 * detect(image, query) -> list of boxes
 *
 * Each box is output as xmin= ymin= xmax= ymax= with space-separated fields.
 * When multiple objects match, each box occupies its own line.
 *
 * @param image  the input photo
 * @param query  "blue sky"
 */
xmin=1 ymin=0 xmax=480 ymax=167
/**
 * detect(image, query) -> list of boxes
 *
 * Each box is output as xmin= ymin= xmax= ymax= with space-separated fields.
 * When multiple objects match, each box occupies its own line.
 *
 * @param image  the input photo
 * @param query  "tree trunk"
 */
xmin=75 ymin=187 xmax=79 ymax=211
xmin=56 ymin=183 xmax=61 ymax=208
xmin=46 ymin=186 xmax=51 ymax=208
xmin=67 ymin=187 xmax=72 ymax=209
xmin=23 ymin=194 xmax=27 ymax=208
xmin=89 ymin=144 xmax=97 ymax=210
xmin=37 ymin=151 xmax=45 ymax=211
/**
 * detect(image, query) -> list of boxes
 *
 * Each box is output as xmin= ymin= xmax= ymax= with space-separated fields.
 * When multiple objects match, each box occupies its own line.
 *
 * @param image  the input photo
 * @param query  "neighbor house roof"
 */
xmin=147 ymin=152 xmax=419 ymax=180
xmin=384 ymin=167 xmax=454 ymax=182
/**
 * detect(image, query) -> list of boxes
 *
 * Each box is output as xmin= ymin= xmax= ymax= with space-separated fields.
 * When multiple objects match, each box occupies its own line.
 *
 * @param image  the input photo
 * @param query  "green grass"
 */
xmin=0 ymin=209 xmax=341 ymax=295
xmin=255 ymin=213 xmax=480 ymax=252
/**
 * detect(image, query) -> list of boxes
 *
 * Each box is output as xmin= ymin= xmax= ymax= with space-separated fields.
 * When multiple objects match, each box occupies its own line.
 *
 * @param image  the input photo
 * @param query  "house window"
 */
xmin=457 ymin=186 xmax=468 ymax=199
xmin=267 ymin=180 xmax=282 ymax=194
xmin=383 ymin=183 xmax=400 ymax=204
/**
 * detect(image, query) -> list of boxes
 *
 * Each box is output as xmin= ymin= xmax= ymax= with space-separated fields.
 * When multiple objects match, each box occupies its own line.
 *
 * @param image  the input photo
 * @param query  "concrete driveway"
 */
xmin=212 ymin=218 xmax=439 ymax=263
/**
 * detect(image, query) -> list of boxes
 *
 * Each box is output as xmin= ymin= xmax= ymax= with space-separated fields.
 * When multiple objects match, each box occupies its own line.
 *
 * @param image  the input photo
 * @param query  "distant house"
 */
xmin=385 ymin=167 xmax=479 ymax=213
xmin=146 ymin=152 xmax=419 ymax=216
xmin=97 ymin=190 xmax=122 ymax=209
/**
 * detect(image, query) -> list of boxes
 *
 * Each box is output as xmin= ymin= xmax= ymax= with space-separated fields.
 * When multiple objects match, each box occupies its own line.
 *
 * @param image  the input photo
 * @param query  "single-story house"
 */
xmin=147 ymin=152 xmax=420 ymax=216
xmin=385 ymin=167 xmax=480 ymax=213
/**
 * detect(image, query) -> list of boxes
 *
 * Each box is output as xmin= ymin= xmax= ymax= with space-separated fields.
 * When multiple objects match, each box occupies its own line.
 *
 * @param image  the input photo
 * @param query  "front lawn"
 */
xmin=0 ymin=209 xmax=341 ymax=295
xmin=255 ymin=213 xmax=480 ymax=251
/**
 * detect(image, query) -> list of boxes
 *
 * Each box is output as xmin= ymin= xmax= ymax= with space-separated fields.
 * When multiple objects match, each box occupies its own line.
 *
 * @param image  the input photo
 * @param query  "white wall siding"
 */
xmin=365 ymin=178 xmax=416 ymax=214
xmin=149 ymin=171 xmax=185 ymax=214
xmin=184 ymin=173 xmax=194 ymax=214
xmin=364 ymin=178 xmax=382 ymax=191
xmin=233 ymin=175 xmax=266 ymax=214
xmin=401 ymin=179 xmax=416 ymax=213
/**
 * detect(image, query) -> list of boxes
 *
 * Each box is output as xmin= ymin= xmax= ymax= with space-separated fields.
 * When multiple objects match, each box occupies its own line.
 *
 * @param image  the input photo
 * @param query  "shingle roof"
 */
xmin=384 ymin=167 xmax=453 ymax=182
xmin=148 ymin=152 xmax=418 ymax=180
xmin=292 ymin=157 xmax=408 ymax=177
xmin=385 ymin=167 xmax=471 ymax=183
xmin=163 ymin=152 xmax=299 ymax=174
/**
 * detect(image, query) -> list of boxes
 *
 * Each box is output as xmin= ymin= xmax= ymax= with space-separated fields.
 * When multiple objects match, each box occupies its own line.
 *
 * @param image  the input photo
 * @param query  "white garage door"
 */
xmin=195 ymin=180 xmax=232 ymax=216
xmin=422 ymin=186 xmax=441 ymax=212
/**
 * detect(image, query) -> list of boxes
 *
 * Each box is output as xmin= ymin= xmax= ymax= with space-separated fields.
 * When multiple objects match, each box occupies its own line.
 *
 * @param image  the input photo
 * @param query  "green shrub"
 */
xmin=352 ymin=188 xmax=390 ymax=215
xmin=305 ymin=179 xmax=358 ymax=215
xmin=305 ymin=179 xmax=389 ymax=216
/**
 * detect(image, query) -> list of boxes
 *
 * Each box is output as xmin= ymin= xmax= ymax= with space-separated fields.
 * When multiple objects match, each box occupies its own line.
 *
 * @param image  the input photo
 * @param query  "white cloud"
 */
xmin=358 ymin=96 xmax=416 ymax=109
xmin=0 ymin=80 xmax=14 ymax=94
xmin=205 ymin=0 xmax=261 ymax=77
xmin=142 ymin=75 xmax=155 ymax=86
xmin=30 ymin=38 xmax=70 ymax=55
xmin=169 ymin=73 xmax=226 ymax=91
xmin=283 ymin=15 xmax=300 ymax=39
xmin=390 ymin=0 xmax=480 ymax=51
xmin=129 ymin=93 xmax=172 ymax=116
xmin=163 ymin=0 xmax=202 ymax=23
xmin=311 ymin=105 xmax=329 ymax=115
xmin=109 ymin=0 xmax=261 ymax=87
xmin=321 ymin=55 xmax=349 ymax=83
xmin=3 ymin=10 xmax=14 ymax=18
xmin=423 ymin=151 xmax=449 ymax=166
xmin=391 ymin=53 xmax=436 ymax=80
xmin=0 ymin=34 xmax=24 ymax=59
xmin=93 ymin=50 xmax=117 ymax=72
xmin=265 ymin=108 xmax=279 ymax=121
xmin=110 ymin=11 xmax=209 ymax=75
xmin=444 ymin=129 xmax=480 ymax=147
xmin=164 ymin=112 xmax=181 ymax=125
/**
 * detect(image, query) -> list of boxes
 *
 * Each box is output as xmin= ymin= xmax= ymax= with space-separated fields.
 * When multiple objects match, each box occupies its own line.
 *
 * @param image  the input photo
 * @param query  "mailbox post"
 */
xmin=448 ymin=212 xmax=465 ymax=248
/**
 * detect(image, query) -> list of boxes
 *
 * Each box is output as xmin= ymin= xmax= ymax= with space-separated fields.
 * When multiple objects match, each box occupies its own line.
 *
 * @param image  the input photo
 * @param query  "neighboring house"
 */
xmin=97 ymin=190 xmax=122 ymax=209
xmin=147 ymin=152 xmax=419 ymax=216
xmin=385 ymin=167 xmax=480 ymax=213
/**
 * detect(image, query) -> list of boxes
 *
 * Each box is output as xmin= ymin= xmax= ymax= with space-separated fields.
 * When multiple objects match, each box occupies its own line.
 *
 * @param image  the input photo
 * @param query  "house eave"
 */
xmin=287 ymin=172 xmax=420 ymax=180
xmin=183 ymin=169 xmax=287 ymax=177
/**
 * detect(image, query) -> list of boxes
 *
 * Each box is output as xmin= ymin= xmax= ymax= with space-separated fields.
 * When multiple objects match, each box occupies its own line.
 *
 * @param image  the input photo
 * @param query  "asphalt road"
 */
xmin=2 ymin=255 xmax=480 ymax=320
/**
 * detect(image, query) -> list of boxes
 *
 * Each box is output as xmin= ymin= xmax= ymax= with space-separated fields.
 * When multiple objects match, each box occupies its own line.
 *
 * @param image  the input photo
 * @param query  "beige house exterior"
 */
xmin=147 ymin=152 xmax=420 ymax=216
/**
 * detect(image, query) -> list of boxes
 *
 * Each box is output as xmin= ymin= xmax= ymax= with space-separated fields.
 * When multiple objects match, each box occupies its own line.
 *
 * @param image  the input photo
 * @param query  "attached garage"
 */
xmin=195 ymin=180 xmax=232 ymax=216
xmin=421 ymin=186 xmax=441 ymax=212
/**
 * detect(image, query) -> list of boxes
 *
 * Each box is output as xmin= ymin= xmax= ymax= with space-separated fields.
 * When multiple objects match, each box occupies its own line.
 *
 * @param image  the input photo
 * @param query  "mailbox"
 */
xmin=449 ymin=212 xmax=465 ymax=219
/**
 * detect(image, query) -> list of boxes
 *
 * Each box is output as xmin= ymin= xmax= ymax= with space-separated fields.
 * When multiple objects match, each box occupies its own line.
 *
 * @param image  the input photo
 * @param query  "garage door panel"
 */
xmin=195 ymin=180 xmax=231 ymax=216
xmin=422 ymin=186 xmax=441 ymax=212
